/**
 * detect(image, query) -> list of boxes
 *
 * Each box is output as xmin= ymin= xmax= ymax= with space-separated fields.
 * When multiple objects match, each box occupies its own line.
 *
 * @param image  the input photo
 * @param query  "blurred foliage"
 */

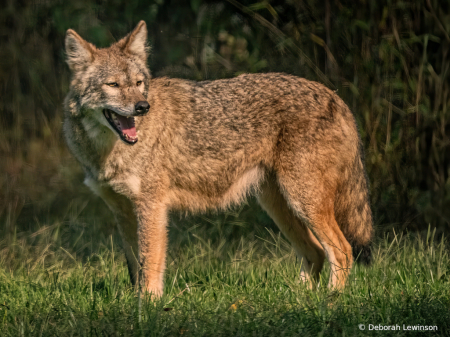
xmin=1 ymin=0 xmax=450 ymax=243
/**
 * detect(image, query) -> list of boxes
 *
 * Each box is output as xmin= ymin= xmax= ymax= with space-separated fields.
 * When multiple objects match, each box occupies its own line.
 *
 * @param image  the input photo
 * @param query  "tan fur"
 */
xmin=63 ymin=21 xmax=373 ymax=297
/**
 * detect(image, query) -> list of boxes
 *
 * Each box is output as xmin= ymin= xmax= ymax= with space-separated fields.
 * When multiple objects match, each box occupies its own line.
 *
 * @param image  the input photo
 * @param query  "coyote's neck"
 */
xmin=65 ymin=117 xmax=109 ymax=172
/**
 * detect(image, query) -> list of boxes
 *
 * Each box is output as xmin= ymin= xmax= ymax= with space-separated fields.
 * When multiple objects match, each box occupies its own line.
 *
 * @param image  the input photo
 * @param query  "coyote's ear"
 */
xmin=119 ymin=21 xmax=149 ymax=62
xmin=65 ymin=29 xmax=96 ymax=72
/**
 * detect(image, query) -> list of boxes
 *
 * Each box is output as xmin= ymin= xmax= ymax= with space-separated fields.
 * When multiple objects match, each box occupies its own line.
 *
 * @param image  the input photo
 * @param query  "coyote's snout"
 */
xmin=64 ymin=21 xmax=373 ymax=298
xmin=103 ymin=99 xmax=149 ymax=145
xmin=100 ymin=84 xmax=150 ymax=144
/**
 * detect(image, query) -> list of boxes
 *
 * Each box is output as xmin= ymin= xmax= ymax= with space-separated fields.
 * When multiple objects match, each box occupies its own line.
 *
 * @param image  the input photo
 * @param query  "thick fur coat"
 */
xmin=64 ymin=21 xmax=373 ymax=297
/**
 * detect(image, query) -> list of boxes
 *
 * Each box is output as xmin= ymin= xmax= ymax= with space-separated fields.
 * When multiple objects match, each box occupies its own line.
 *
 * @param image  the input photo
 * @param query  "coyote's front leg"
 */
xmin=85 ymin=179 xmax=140 ymax=286
xmin=111 ymin=211 xmax=139 ymax=286
xmin=135 ymin=201 xmax=168 ymax=298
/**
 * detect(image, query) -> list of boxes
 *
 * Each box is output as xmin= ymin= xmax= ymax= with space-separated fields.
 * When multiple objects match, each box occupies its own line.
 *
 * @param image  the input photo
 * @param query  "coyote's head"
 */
xmin=65 ymin=21 xmax=150 ymax=145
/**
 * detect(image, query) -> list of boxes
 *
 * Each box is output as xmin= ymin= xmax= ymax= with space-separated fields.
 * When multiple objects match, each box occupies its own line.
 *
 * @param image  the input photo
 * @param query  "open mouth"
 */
xmin=103 ymin=109 xmax=138 ymax=144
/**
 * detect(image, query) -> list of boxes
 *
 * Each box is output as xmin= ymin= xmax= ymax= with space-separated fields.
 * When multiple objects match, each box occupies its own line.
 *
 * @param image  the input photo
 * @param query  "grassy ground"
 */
xmin=1 ymin=218 xmax=450 ymax=336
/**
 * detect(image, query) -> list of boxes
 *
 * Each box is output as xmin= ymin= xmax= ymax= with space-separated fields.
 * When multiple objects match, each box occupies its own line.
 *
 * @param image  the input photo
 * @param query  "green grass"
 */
xmin=1 ymin=224 xmax=450 ymax=336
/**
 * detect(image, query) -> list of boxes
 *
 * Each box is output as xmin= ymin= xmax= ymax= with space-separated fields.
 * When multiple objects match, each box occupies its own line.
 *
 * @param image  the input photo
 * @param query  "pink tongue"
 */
xmin=116 ymin=115 xmax=137 ymax=137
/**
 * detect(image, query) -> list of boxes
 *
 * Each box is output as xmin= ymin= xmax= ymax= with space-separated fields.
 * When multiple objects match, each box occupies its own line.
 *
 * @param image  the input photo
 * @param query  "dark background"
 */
xmin=1 ymin=0 xmax=449 ymax=250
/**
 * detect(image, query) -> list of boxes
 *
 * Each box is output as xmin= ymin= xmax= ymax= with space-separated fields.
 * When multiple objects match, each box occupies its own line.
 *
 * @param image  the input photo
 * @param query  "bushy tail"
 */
xmin=335 ymin=142 xmax=374 ymax=265
xmin=350 ymin=241 xmax=373 ymax=265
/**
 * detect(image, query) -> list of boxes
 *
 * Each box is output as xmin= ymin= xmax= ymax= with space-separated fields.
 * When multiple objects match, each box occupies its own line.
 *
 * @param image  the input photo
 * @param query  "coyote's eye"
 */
xmin=136 ymin=81 xmax=143 ymax=86
xmin=107 ymin=82 xmax=119 ymax=87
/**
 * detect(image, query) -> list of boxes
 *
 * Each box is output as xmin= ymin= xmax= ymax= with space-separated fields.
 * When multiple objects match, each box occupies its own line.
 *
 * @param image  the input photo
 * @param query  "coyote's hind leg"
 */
xmin=258 ymin=176 xmax=326 ymax=287
xmin=276 ymin=173 xmax=353 ymax=290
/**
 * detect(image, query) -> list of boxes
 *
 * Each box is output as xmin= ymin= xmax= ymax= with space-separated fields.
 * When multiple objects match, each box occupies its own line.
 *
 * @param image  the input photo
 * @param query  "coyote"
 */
xmin=64 ymin=21 xmax=373 ymax=297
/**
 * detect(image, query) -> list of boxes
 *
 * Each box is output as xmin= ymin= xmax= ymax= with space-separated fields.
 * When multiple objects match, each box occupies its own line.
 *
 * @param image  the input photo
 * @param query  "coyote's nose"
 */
xmin=135 ymin=101 xmax=150 ymax=115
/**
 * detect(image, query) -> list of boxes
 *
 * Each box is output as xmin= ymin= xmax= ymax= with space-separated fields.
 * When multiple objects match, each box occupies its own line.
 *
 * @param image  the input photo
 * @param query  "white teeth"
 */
xmin=105 ymin=109 xmax=138 ymax=142
xmin=123 ymin=134 xmax=137 ymax=141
